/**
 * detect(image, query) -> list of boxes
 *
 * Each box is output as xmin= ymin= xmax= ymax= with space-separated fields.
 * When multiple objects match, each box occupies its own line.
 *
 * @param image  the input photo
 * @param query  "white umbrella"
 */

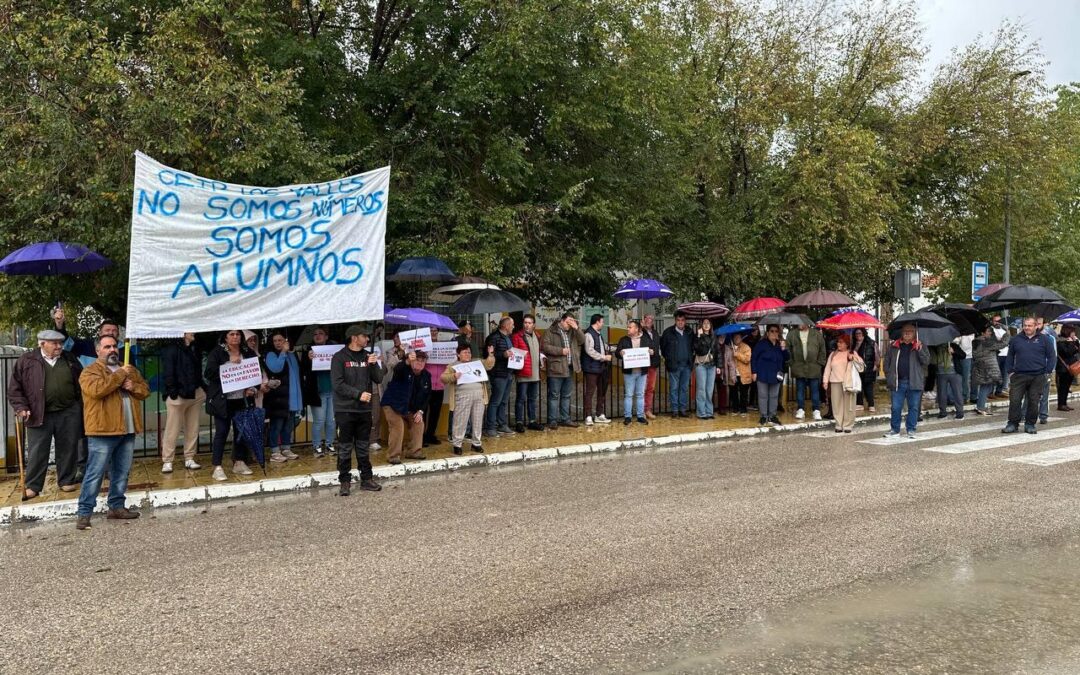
xmin=431 ymin=277 xmax=500 ymax=303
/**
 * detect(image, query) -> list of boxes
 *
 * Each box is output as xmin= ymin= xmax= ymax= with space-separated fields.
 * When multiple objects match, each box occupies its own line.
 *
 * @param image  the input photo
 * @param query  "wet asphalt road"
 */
xmin=7 ymin=413 xmax=1080 ymax=674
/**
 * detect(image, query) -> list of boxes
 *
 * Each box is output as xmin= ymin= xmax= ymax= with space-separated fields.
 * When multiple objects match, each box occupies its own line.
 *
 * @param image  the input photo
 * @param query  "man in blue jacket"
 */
xmin=1002 ymin=317 xmax=1056 ymax=434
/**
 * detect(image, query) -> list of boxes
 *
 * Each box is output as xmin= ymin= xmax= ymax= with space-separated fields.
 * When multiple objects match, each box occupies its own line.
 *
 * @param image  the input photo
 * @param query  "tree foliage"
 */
xmin=0 ymin=0 xmax=1077 ymax=327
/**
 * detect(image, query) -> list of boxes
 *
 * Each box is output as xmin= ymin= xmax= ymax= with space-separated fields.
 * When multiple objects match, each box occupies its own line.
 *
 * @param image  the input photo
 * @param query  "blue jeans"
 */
xmin=515 ymin=380 xmax=540 ymax=424
xmin=890 ymin=381 xmax=922 ymax=433
xmin=310 ymin=393 xmax=335 ymax=448
xmin=547 ymin=375 xmax=573 ymax=424
xmin=977 ymin=383 xmax=994 ymax=411
xmin=958 ymin=358 xmax=973 ymax=402
xmin=795 ymin=377 xmax=821 ymax=411
xmin=624 ymin=371 xmax=646 ymax=418
xmin=694 ymin=364 xmax=715 ymax=417
xmin=485 ymin=375 xmax=512 ymax=431
xmin=668 ymin=365 xmax=691 ymax=413
xmin=268 ymin=415 xmax=293 ymax=450
xmin=77 ymin=434 xmax=135 ymax=516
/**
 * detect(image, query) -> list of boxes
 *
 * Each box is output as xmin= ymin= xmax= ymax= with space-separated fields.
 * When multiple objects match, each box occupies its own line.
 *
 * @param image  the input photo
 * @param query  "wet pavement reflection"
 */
xmin=653 ymin=540 xmax=1080 ymax=674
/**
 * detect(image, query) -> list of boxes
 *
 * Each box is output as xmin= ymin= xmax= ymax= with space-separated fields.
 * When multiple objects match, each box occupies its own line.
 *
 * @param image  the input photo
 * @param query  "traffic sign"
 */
xmin=971 ymin=261 xmax=989 ymax=300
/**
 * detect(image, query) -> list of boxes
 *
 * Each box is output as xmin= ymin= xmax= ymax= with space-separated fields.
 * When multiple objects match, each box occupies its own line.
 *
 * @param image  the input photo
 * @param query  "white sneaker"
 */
xmin=369 ymin=442 xmax=382 ymax=451
xmin=325 ymin=443 xmax=335 ymax=454
xmin=212 ymin=466 xmax=227 ymax=481
xmin=883 ymin=431 xmax=900 ymax=438
xmin=184 ymin=459 xmax=202 ymax=470
xmin=585 ymin=416 xmax=594 ymax=426
xmin=596 ymin=415 xmax=611 ymax=424
xmin=812 ymin=410 xmax=822 ymax=421
xmin=794 ymin=409 xmax=805 ymax=420
xmin=233 ymin=461 xmax=253 ymax=475
xmin=907 ymin=431 xmax=917 ymax=440
xmin=269 ymin=452 xmax=287 ymax=463
xmin=855 ymin=404 xmax=864 ymax=411
xmin=161 ymin=462 xmax=173 ymax=474
xmin=282 ymin=448 xmax=299 ymax=460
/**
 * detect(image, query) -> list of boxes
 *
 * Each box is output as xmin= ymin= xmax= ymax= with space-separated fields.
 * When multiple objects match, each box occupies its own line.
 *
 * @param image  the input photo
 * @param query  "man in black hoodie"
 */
xmin=330 ymin=324 xmax=384 ymax=496
xmin=660 ymin=311 xmax=695 ymax=417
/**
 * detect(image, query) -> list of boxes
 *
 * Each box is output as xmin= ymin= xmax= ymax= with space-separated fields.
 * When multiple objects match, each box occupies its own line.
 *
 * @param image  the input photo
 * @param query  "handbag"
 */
xmin=844 ymin=358 xmax=864 ymax=393
xmin=1060 ymin=356 xmax=1080 ymax=378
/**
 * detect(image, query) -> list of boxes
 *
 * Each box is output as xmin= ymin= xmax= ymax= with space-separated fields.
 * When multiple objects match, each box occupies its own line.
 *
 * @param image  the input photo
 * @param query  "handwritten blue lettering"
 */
xmin=137 ymin=189 xmax=180 ymax=216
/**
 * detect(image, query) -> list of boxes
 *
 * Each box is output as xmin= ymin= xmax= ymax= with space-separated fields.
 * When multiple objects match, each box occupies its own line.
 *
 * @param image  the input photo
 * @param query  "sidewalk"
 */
xmin=0 ymin=393 xmax=1031 ymax=524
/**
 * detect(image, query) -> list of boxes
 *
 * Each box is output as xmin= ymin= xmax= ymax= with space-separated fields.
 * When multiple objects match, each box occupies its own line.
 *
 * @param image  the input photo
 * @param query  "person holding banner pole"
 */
xmin=511 ymin=314 xmax=543 ymax=432
xmin=615 ymin=320 xmax=653 ymax=425
xmin=204 ymin=331 xmax=262 ymax=481
xmin=330 ymin=325 xmax=384 ymax=496
xmin=422 ymin=329 xmax=448 ymax=447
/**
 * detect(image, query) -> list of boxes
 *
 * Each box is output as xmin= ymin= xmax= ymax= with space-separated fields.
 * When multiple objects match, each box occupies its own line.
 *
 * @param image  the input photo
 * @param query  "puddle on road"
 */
xmin=651 ymin=540 xmax=1080 ymax=674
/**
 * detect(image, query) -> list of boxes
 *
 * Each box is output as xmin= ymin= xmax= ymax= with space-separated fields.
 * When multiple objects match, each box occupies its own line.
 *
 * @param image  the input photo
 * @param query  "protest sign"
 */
xmin=376 ymin=340 xmax=395 ymax=358
xmin=220 ymin=357 xmax=263 ymax=393
xmin=311 ymin=344 xmax=345 ymax=371
xmin=453 ymin=361 xmax=489 ymax=385
xmin=398 ymin=327 xmax=433 ymax=352
xmin=507 ymin=348 xmax=527 ymax=370
xmin=428 ymin=341 xmax=459 ymax=365
xmin=621 ymin=348 xmax=651 ymax=370
xmin=125 ymin=152 xmax=388 ymax=336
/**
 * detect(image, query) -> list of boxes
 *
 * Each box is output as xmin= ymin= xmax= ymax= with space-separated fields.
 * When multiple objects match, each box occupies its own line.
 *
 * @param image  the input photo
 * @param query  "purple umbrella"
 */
xmin=385 ymin=307 xmax=458 ymax=331
xmin=0 ymin=241 xmax=112 ymax=275
xmin=613 ymin=279 xmax=674 ymax=301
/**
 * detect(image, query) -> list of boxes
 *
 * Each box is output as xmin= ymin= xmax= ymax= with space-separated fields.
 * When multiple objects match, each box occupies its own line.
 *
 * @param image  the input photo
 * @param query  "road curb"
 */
xmin=0 ymin=392 xmax=1061 ymax=525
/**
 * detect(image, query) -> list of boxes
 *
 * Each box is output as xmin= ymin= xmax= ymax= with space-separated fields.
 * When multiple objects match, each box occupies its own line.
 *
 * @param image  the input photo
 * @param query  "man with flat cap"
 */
xmin=330 ymin=324 xmax=384 ymax=496
xmin=7 ymin=329 xmax=84 ymax=500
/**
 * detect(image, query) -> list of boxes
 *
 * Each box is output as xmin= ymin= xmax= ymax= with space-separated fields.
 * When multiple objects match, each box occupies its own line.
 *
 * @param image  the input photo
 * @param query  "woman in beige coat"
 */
xmin=822 ymin=333 xmax=864 ymax=433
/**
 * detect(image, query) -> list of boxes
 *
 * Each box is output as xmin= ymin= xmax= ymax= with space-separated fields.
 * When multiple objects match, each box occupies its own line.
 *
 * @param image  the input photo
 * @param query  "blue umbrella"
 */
xmin=232 ymin=406 xmax=267 ymax=468
xmin=0 ymin=241 xmax=112 ymax=275
xmin=715 ymin=322 xmax=754 ymax=336
xmin=1054 ymin=310 xmax=1080 ymax=324
xmin=386 ymin=256 xmax=456 ymax=282
xmin=613 ymin=278 xmax=674 ymax=300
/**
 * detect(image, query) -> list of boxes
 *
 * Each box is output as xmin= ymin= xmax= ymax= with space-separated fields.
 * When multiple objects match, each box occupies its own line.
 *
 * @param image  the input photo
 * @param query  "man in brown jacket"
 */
xmin=7 ymin=330 xmax=83 ymax=500
xmin=75 ymin=335 xmax=150 ymax=530
xmin=541 ymin=313 xmax=586 ymax=429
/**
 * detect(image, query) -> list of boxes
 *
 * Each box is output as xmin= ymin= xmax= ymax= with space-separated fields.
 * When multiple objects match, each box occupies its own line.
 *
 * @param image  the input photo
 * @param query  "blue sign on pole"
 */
xmin=971 ymin=261 xmax=990 ymax=300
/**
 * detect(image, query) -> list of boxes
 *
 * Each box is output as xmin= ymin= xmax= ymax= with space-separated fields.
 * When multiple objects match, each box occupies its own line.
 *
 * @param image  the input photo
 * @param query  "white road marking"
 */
xmin=806 ymin=415 xmax=956 ymax=439
xmin=922 ymin=424 xmax=1080 ymax=454
xmin=1004 ymin=446 xmax=1080 ymax=466
xmin=860 ymin=417 xmax=1063 ymax=446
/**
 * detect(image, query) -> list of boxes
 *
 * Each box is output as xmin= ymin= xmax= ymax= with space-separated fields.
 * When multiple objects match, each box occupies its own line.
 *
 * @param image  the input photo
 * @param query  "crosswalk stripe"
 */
xmin=1004 ymin=446 xmax=1080 ymax=466
xmin=922 ymin=424 xmax=1080 ymax=454
xmin=806 ymin=415 xmax=956 ymax=439
xmin=858 ymin=417 xmax=1062 ymax=446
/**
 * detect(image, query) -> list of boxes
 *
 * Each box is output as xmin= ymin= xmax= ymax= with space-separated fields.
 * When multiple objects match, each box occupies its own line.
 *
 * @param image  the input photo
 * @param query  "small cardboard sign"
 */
xmin=220 ymin=357 xmax=262 ymax=393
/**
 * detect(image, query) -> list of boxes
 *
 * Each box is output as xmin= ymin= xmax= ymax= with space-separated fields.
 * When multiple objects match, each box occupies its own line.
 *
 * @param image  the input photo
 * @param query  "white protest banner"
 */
xmin=507 ymin=347 xmax=527 ymax=371
xmin=398 ymin=327 xmax=432 ymax=353
xmin=428 ymin=341 xmax=459 ymax=365
xmin=621 ymin=347 xmax=651 ymax=370
xmin=125 ymin=152 xmax=387 ymax=336
xmin=453 ymin=361 xmax=489 ymax=385
xmin=220 ymin=357 xmax=263 ymax=393
xmin=311 ymin=344 xmax=345 ymax=371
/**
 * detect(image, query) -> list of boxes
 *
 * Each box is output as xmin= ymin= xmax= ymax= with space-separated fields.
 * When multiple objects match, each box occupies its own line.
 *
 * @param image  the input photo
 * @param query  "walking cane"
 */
xmin=14 ymin=415 xmax=26 ymax=497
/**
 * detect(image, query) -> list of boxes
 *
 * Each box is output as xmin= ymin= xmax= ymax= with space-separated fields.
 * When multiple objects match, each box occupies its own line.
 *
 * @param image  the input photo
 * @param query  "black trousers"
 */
xmin=1008 ymin=372 xmax=1045 ymax=426
xmin=24 ymin=404 xmax=82 ymax=492
xmin=424 ymin=389 xmax=445 ymax=441
xmin=856 ymin=373 xmax=876 ymax=408
xmin=336 ymin=411 xmax=373 ymax=483
xmin=730 ymin=381 xmax=751 ymax=413
xmin=1057 ymin=371 xmax=1074 ymax=407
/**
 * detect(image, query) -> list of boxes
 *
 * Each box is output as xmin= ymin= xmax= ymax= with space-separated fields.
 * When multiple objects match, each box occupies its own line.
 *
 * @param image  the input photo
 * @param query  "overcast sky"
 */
xmin=917 ymin=0 xmax=1079 ymax=86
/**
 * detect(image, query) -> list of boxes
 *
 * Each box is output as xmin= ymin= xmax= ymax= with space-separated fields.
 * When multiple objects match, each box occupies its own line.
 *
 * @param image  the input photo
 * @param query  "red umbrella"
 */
xmin=676 ymin=301 xmax=730 ymax=319
xmin=816 ymin=310 xmax=884 ymax=331
xmin=973 ymin=282 xmax=1010 ymax=300
xmin=731 ymin=297 xmax=786 ymax=321
xmin=786 ymin=289 xmax=857 ymax=310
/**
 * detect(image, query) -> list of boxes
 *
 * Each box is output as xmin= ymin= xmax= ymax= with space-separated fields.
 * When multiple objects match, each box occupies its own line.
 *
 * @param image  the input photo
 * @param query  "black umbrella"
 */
xmin=756 ymin=312 xmax=812 ymax=327
xmin=386 ymin=256 xmax=457 ymax=282
xmin=972 ymin=284 xmax=1065 ymax=312
xmin=926 ymin=303 xmax=989 ymax=335
xmin=1028 ymin=301 xmax=1076 ymax=321
xmin=888 ymin=312 xmax=959 ymax=346
xmin=450 ymin=289 xmax=530 ymax=315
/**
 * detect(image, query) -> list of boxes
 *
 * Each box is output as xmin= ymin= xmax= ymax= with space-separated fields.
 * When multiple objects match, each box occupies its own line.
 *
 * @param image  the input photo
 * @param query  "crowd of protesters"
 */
xmin=7 ymin=307 xmax=1079 ymax=529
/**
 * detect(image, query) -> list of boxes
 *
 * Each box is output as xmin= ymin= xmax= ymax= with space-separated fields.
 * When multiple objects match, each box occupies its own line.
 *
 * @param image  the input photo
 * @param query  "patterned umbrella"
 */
xmin=786 ymin=289 xmax=857 ymax=310
xmin=232 ymin=406 xmax=267 ymax=468
xmin=731 ymin=297 xmax=787 ymax=321
xmin=815 ymin=310 xmax=883 ymax=330
xmin=676 ymin=301 xmax=730 ymax=319
xmin=613 ymin=279 xmax=674 ymax=300
xmin=1054 ymin=310 xmax=1080 ymax=325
